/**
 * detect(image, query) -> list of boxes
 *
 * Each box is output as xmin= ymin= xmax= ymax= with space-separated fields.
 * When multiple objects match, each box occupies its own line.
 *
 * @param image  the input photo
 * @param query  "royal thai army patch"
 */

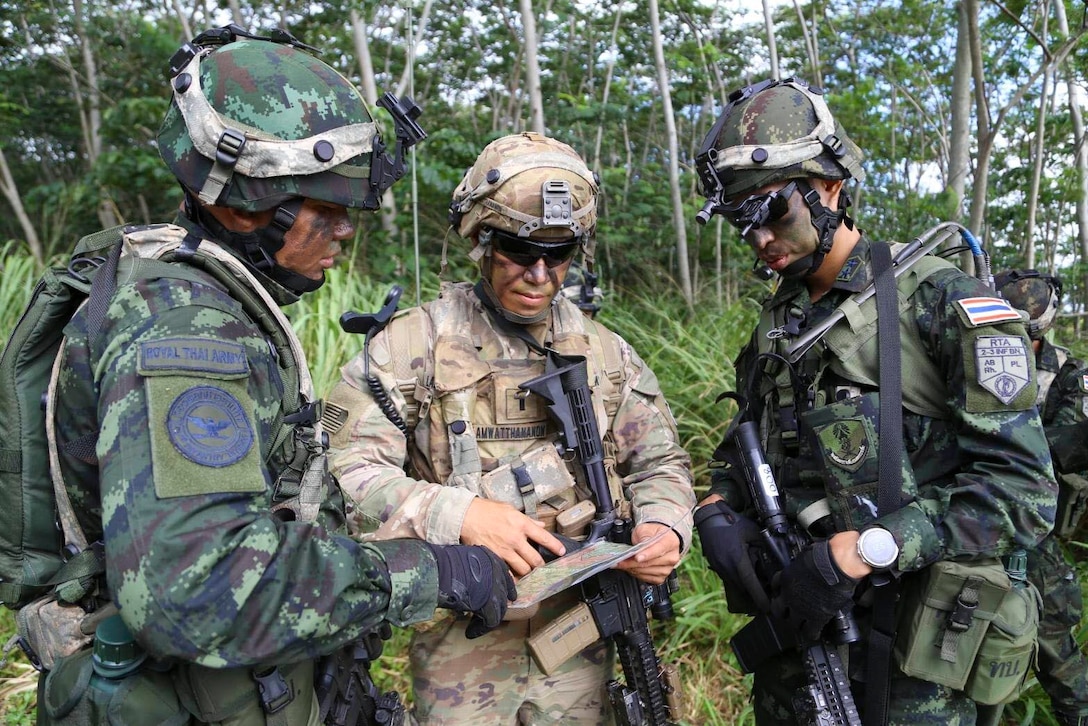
xmin=166 ymin=385 xmax=254 ymax=467
xmin=956 ymin=297 xmax=1023 ymax=327
xmin=975 ymin=336 xmax=1031 ymax=404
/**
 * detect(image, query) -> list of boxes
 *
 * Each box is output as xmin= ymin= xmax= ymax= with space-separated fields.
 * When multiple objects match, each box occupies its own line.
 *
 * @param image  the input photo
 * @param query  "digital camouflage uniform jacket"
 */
xmin=54 ymin=220 xmax=441 ymax=670
xmin=710 ymin=237 xmax=1056 ymax=573
xmin=326 ymin=282 xmax=695 ymax=553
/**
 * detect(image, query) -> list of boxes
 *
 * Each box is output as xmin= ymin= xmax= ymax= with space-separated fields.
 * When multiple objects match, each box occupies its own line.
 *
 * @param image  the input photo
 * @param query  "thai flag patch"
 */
xmin=956 ymin=297 xmax=1023 ymax=326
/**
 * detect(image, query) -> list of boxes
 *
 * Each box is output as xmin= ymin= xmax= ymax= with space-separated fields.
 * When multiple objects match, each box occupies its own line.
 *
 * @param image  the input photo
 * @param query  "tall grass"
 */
xmin=0 ymin=250 xmax=1073 ymax=725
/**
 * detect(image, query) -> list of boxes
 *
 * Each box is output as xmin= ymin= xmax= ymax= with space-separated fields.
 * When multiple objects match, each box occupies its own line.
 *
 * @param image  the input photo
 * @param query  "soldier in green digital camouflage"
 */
xmin=995 ymin=269 xmax=1088 ymax=726
xmin=559 ymin=260 xmax=603 ymax=318
xmin=32 ymin=26 xmax=515 ymax=725
xmin=325 ymin=132 xmax=696 ymax=725
xmin=691 ymin=78 xmax=1056 ymax=725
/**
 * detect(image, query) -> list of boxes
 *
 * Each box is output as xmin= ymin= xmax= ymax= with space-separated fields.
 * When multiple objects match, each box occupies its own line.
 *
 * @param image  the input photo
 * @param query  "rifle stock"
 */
xmin=520 ymin=354 xmax=680 ymax=726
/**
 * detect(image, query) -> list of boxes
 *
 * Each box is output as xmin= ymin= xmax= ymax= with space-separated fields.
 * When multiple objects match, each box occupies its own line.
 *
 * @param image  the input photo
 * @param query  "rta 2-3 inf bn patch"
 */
xmin=975 ymin=336 xmax=1031 ymax=404
xmin=167 ymin=385 xmax=254 ymax=467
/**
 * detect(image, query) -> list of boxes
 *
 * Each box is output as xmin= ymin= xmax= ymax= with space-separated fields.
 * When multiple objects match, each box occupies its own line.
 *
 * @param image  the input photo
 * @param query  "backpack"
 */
xmin=0 ymin=227 xmax=126 ymax=609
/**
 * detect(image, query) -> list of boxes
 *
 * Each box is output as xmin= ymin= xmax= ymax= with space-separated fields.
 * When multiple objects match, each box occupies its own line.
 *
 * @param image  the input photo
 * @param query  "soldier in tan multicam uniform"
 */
xmin=325 ymin=132 xmax=696 ymax=725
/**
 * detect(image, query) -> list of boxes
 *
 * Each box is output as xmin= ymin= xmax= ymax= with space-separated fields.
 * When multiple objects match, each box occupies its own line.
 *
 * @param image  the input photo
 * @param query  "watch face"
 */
xmin=859 ymin=528 xmax=899 ymax=569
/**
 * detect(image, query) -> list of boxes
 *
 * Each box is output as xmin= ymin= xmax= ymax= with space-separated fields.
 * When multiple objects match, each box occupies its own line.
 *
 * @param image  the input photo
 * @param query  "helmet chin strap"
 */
xmin=185 ymin=193 xmax=321 ymax=293
xmin=780 ymin=179 xmax=855 ymax=279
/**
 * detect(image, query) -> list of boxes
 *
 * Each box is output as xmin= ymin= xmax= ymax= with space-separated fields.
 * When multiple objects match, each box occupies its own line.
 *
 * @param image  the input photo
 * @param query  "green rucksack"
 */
xmin=0 ymin=227 xmax=126 ymax=609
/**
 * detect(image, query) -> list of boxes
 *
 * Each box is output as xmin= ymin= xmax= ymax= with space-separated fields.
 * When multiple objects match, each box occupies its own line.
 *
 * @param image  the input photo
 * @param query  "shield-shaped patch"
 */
xmin=816 ymin=419 xmax=869 ymax=473
xmin=975 ymin=336 xmax=1031 ymax=404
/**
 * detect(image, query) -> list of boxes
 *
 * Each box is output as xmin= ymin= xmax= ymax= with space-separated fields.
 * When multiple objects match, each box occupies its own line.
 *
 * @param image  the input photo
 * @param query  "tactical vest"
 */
xmin=383 ymin=283 xmax=628 ymax=523
xmin=37 ymin=224 xmax=330 ymax=726
xmin=752 ymin=246 xmax=954 ymax=530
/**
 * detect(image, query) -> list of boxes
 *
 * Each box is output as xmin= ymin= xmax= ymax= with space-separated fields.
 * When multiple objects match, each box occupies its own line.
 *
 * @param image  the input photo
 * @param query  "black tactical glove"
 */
xmin=771 ymin=538 xmax=858 ymax=642
xmin=694 ymin=500 xmax=771 ymax=614
xmin=427 ymin=544 xmax=517 ymax=639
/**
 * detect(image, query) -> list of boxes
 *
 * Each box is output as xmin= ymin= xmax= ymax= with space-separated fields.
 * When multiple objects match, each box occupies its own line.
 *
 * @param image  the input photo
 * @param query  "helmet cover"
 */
xmin=158 ymin=35 xmax=379 ymax=211
xmin=450 ymin=132 xmax=598 ymax=250
xmin=696 ymin=78 xmax=865 ymax=200
xmin=994 ymin=269 xmax=1062 ymax=339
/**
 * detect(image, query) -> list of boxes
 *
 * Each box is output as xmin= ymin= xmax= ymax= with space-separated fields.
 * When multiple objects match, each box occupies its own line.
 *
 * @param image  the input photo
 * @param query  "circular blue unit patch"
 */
xmin=166 ymin=386 xmax=254 ymax=467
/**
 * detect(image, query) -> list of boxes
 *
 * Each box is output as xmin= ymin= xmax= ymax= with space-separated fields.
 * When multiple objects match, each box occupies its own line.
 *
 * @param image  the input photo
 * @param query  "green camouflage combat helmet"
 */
xmin=694 ymin=77 xmax=865 ymax=277
xmin=695 ymin=77 xmax=865 ymax=203
xmin=157 ymin=25 xmax=424 ymax=294
xmin=159 ymin=27 xmax=381 ymax=212
xmin=995 ymin=269 xmax=1063 ymax=340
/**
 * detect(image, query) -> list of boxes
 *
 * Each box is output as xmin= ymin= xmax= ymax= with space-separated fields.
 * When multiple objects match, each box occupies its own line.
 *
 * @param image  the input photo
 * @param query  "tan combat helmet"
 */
xmin=449 ymin=132 xmax=599 ymax=263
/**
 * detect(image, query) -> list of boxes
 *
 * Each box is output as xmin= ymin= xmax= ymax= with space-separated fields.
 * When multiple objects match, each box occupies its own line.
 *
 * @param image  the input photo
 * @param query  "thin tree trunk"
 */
xmin=351 ymin=9 xmax=398 ymax=238
xmin=0 ymin=145 xmax=43 ymax=264
xmin=592 ymin=8 xmax=623 ymax=172
xmin=519 ymin=0 xmax=545 ymax=133
xmin=791 ymin=0 xmax=821 ymax=87
xmin=763 ymin=0 xmax=780 ymax=79
xmin=1054 ymin=0 xmax=1088 ymax=313
xmin=948 ymin=1 xmax=972 ymax=223
xmin=170 ymin=0 xmax=193 ymax=41
xmin=648 ymin=0 xmax=693 ymax=306
xmin=1024 ymin=66 xmax=1052 ymax=269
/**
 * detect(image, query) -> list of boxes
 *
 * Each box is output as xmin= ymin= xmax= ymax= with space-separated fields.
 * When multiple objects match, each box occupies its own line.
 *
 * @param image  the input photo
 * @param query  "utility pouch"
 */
xmin=1054 ymin=473 xmax=1088 ymax=539
xmin=895 ymin=558 xmax=1038 ymax=704
xmin=963 ymin=576 xmax=1039 ymax=704
xmin=41 ymin=641 xmax=187 ymax=725
xmin=799 ymin=391 xmax=918 ymax=531
xmin=16 ymin=594 xmax=115 ymax=671
xmin=479 ymin=443 xmax=577 ymax=515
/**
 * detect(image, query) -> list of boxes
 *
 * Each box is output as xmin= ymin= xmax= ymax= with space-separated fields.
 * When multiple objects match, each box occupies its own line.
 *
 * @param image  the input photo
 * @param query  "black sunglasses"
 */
xmin=720 ymin=181 xmax=799 ymax=236
xmin=489 ymin=229 xmax=580 ymax=268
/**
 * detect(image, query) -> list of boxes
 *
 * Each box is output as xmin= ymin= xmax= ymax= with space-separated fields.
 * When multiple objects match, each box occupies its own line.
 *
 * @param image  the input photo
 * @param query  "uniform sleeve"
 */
xmin=93 ymin=278 xmax=438 ymax=668
xmin=874 ymin=271 xmax=1057 ymax=572
xmin=1049 ymin=358 xmax=1088 ymax=428
xmin=326 ymin=313 xmax=477 ymax=545
xmin=1046 ymin=359 xmax=1088 ymax=477
xmin=605 ymin=332 xmax=697 ymax=552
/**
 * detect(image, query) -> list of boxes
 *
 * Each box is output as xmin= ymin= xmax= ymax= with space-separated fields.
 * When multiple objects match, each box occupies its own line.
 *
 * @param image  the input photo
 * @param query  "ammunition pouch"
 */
xmin=1054 ymin=472 xmax=1088 ymax=539
xmin=895 ymin=558 xmax=1039 ymax=705
xmin=479 ymin=443 xmax=578 ymax=519
xmin=800 ymin=391 xmax=919 ymax=531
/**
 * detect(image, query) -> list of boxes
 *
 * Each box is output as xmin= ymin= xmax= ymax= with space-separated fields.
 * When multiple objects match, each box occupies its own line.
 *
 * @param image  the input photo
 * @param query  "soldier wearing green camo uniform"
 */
xmin=995 ymin=269 xmax=1088 ymax=726
xmin=34 ymin=26 xmax=515 ymax=725
xmin=691 ymin=78 xmax=1056 ymax=725
xmin=325 ymin=132 xmax=696 ymax=725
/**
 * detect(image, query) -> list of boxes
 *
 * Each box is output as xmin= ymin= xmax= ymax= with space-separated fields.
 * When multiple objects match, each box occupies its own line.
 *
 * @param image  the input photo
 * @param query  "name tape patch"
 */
xmin=139 ymin=337 xmax=249 ymax=376
xmin=976 ymin=335 xmax=1031 ymax=404
xmin=167 ymin=385 xmax=254 ymax=467
xmin=957 ymin=297 xmax=1023 ymax=327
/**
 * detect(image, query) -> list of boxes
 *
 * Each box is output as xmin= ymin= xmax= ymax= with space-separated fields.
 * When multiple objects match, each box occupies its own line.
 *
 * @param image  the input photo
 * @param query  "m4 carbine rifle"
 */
xmin=520 ymin=353 xmax=681 ymax=726
xmin=316 ymin=622 xmax=405 ymax=726
xmin=720 ymin=395 xmax=861 ymax=726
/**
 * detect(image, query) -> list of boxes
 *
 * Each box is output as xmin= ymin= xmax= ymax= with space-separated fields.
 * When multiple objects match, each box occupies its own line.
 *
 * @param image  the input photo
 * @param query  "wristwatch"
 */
xmin=856 ymin=527 xmax=899 ymax=571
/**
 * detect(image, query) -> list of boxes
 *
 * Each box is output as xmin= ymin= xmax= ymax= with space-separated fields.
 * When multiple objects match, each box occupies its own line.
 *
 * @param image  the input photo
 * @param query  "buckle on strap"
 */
xmin=216 ymin=129 xmax=246 ymax=167
xmin=947 ymin=592 xmax=978 ymax=633
xmin=253 ymin=666 xmax=293 ymax=714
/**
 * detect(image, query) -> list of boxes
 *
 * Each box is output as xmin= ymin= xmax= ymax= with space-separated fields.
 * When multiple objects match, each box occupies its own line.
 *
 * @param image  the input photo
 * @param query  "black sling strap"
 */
xmin=865 ymin=240 xmax=904 ymax=726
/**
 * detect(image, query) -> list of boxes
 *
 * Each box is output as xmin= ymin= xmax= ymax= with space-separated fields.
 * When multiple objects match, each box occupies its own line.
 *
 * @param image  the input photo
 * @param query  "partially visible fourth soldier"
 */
xmin=996 ymin=269 xmax=1088 ymax=726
